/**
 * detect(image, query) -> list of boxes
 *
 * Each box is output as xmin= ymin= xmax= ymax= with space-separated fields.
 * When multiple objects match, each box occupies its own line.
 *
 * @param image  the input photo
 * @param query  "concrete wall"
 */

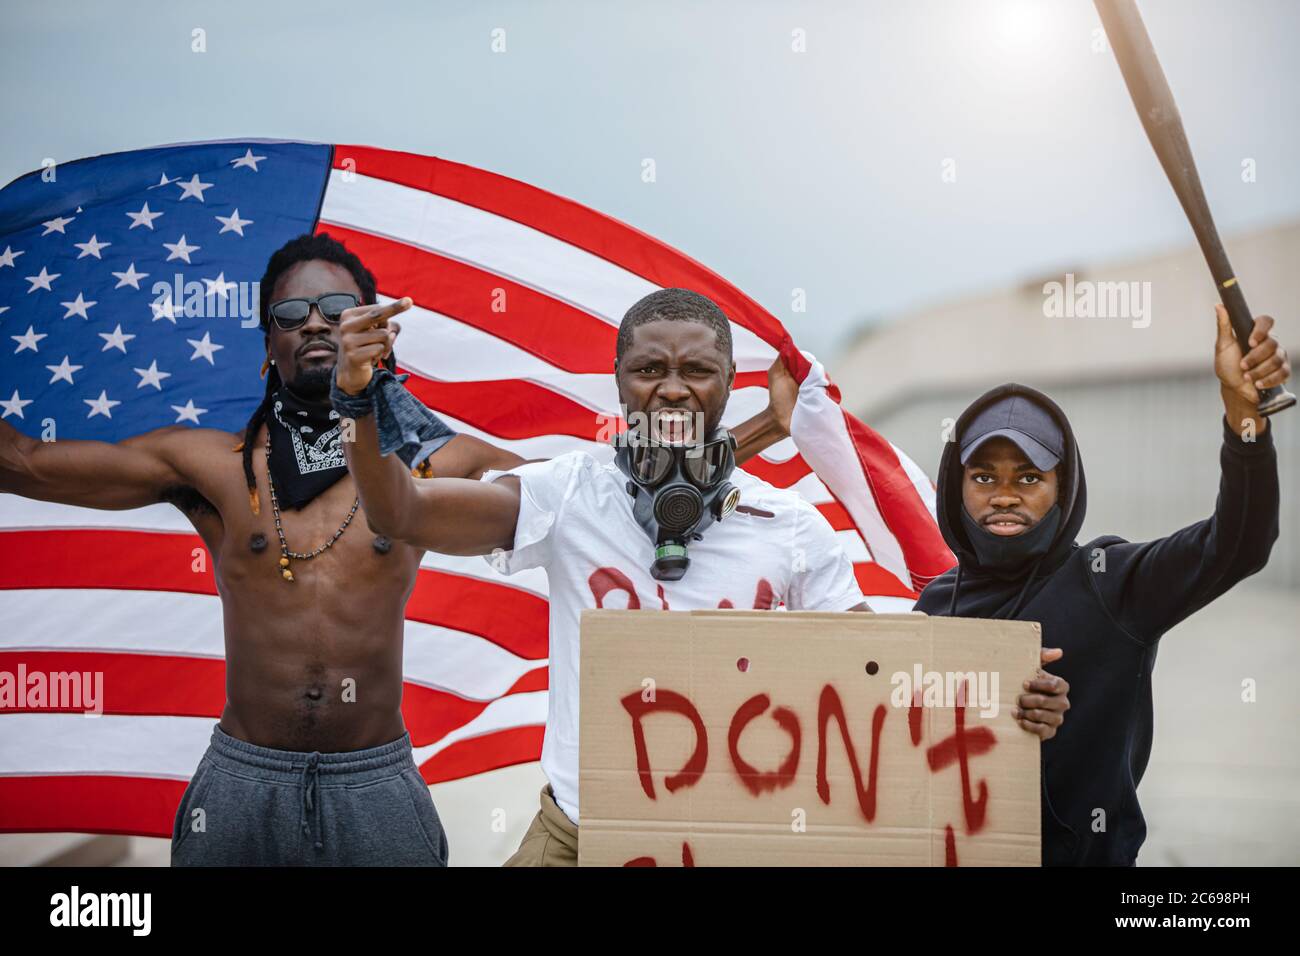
xmin=833 ymin=218 xmax=1300 ymax=420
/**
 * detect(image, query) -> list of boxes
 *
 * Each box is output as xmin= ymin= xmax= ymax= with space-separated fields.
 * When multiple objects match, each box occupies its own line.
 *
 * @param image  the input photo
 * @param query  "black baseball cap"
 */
xmin=959 ymin=394 xmax=1064 ymax=472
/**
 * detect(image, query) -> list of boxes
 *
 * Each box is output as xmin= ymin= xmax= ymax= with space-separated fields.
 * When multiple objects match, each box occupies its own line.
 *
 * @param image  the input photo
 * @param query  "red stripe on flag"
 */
xmin=739 ymin=452 xmax=813 ymax=489
xmin=0 ymin=775 xmax=185 ymax=839
xmin=397 ymin=364 xmax=769 ymax=443
xmin=419 ymin=724 xmax=546 ymax=785
xmin=0 ymin=530 xmax=549 ymax=662
xmin=731 ymin=371 xmax=769 ymax=390
xmin=0 ymin=529 xmax=214 ymax=594
xmin=333 ymin=146 xmax=789 ymax=349
xmin=816 ymin=500 xmax=855 ymax=531
xmin=405 ymin=568 xmax=548 ymax=660
xmin=853 ymin=562 xmax=923 ymax=599
xmin=0 ymin=651 xmax=224 ymax=718
xmin=320 ymin=224 xmax=618 ymax=374
xmin=401 ymin=666 xmax=549 ymax=748
xmin=839 ymin=411 xmax=956 ymax=590
xmin=397 ymin=371 xmax=606 ymax=443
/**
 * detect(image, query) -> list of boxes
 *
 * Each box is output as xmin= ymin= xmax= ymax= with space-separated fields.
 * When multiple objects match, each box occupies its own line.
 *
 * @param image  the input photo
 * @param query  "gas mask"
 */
xmin=613 ymin=425 xmax=742 ymax=581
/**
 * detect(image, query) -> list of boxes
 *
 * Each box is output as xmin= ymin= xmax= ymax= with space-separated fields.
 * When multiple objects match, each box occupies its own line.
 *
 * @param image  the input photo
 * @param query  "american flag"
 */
xmin=0 ymin=140 xmax=954 ymax=839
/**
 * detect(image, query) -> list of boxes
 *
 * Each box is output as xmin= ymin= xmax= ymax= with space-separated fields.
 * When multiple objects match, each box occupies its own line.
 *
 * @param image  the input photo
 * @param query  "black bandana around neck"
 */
xmin=267 ymin=385 xmax=348 ymax=510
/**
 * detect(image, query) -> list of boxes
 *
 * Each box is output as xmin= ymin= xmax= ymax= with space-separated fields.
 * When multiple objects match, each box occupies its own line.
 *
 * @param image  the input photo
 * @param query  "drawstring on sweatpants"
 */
xmin=300 ymin=752 xmax=323 ymax=850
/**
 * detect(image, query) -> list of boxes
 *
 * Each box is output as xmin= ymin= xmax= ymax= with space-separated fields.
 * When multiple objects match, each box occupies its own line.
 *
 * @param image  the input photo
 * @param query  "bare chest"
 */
xmin=210 ymin=447 xmax=421 ymax=599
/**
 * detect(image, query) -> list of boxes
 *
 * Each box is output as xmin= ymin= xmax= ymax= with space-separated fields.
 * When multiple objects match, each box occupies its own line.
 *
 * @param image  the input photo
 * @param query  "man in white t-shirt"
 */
xmin=333 ymin=288 xmax=1072 ymax=866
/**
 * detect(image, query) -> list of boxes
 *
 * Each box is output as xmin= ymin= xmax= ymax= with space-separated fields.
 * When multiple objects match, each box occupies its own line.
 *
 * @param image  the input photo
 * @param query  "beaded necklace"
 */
xmin=264 ymin=434 xmax=358 ymax=582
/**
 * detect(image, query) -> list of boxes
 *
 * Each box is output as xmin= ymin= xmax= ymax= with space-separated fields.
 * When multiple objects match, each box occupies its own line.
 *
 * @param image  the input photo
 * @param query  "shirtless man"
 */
xmin=0 ymin=232 xmax=801 ymax=866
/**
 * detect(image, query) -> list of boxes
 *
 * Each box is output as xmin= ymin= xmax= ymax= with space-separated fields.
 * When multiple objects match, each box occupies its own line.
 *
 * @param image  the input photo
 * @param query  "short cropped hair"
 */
xmin=615 ymin=288 xmax=734 ymax=367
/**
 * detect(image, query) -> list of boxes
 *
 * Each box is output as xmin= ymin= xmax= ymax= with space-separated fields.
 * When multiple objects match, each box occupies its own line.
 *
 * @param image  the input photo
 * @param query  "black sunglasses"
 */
xmin=267 ymin=292 xmax=360 ymax=330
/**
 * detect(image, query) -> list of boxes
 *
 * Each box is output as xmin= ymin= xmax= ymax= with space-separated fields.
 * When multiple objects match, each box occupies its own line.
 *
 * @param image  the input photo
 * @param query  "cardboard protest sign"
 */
xmin=579 ymin=610 xmax=1041 ymax=866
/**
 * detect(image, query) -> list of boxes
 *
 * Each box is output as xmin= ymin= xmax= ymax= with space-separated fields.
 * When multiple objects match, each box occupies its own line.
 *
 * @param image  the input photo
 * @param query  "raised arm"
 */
xmin=335 ymin=297 xmax=522 ymax=555
xmin=0 ymin=418 xmax=194 ymax=511
xmin=731 ymin=357 xmax=795 ymax=465
xmin=345 ymin=410 xmax=520 ymax=555
xmin=1093 ymin=307 xmax=1286 ymax=640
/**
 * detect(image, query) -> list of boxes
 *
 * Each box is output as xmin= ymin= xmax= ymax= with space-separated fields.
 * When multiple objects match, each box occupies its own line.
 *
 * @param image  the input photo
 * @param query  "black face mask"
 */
xmin=613 ymin=427 xmax=741 ymax=581
xmin=959 ymin=504 xmax=1061 ymax=578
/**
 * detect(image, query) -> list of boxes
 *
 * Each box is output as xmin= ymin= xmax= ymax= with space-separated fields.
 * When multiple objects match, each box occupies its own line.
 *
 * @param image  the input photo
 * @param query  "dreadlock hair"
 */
xmin=614 ymin=288 xmax=734 ymax=370
xmin=236 ymin=233 xmax=387 ymax=513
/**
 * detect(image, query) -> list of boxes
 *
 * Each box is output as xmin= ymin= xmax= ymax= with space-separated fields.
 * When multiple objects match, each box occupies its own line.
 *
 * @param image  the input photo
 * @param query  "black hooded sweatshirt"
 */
xmin=915 ymin=383 xmax=1280 ymax=866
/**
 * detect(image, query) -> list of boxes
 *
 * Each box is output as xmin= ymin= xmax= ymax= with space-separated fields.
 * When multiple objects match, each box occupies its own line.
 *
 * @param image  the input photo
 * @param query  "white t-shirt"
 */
xmin=484 ymin=451 xmax=867 ymax=824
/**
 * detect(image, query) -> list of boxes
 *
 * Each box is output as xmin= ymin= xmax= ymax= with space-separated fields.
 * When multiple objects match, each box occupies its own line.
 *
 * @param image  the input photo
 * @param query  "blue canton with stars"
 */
xmin=0 ymin=140 xmax=332 ymax=439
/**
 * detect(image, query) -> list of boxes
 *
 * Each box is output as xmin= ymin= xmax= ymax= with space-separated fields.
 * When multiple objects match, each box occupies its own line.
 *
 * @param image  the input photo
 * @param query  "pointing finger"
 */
xmin=366 ymin=297 xmax=412 ymax=326
xmin=342 ymin=297 xmax=411 ymax=331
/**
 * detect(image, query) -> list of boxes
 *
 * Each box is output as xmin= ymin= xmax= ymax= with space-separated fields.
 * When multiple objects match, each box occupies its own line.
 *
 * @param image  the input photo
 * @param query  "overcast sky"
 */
xmin=3 ymin=0 xmax=1297 ymax=357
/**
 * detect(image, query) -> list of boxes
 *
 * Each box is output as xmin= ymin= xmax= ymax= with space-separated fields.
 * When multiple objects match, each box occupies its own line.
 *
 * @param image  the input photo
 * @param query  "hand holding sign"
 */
xmin=1015 ymin=647 xmax=1069 ymax=740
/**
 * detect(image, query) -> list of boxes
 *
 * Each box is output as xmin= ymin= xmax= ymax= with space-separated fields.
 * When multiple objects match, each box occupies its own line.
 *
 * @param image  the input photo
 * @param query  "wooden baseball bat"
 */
xmin=1095 ymin=0 xmax=1295 ymax=415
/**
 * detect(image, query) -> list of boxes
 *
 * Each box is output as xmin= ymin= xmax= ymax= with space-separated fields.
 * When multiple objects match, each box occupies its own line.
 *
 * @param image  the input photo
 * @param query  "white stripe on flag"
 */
xmin=0 ymin=714 xmax=212 ymax=778
xmin=790 ymin=356 xmax=911 ymax=590
xmin=413 ymin=690 xmax=549 ymax=764
xmin=320 ymin=171 xmax=777 ymax=370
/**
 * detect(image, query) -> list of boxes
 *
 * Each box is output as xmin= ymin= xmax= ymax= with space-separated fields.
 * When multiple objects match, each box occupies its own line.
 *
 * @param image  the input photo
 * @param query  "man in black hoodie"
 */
xmin=915 ymin=305 xmax=1287 ymax=865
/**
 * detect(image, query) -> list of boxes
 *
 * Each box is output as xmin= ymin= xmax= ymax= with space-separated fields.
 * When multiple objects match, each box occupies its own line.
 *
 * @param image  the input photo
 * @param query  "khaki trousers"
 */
xmin=504 ymin=785 xmax=578 ymax=867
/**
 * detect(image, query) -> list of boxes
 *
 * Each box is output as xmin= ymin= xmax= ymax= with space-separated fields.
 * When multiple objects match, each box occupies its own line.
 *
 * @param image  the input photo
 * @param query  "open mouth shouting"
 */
xmin=648 ymin=407 xmax=701 ymax=446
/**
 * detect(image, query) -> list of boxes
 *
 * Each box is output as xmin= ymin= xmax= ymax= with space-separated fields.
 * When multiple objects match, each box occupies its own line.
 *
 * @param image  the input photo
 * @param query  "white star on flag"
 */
xmin=12 ymin=326 xmax=48 ymax=353
xmin=187 ymin=331 xmax=224 ymax=364
xmin=172 ymin=399 xmax=208 ymax=424
xmin=215 ymin=209 xmax=253 ymax=236
xmin=1 ymin=390 xmax=33 ymax=419
xmin=126 ymin=202 xmax=164 ymax=229
xmin=163 ymin=235 xmax=200 ymax=263
xmin=25 ymin=267 xmax=59 ymax=293
xmin=60 ymin=293 xmax=97 ymax=320
xmin=230 ymin=149 xmax=266 ymax=171
xmin=151 ymin=296 xmax=178 ymax=323
xmin=0 ymin=245 xmax=23 ymax=268
xmin=98 ymin=325 xmax=136 ymax=353
xmin=74 ymin=235 xmax=111 ymax=259
xmin=112 ymin=263 xmax=148 ymax=289
xmin=176 ymin=174 xmax=214 ymax=201
xmin=134 ymin=360 xmax=172 ymax=390
xmin=84 ymin=390 xmax=121 ymax=419
xmin=204 ymin=272 xmax=237 ymax=298
xmin=46 ymin=356 xmax=84 ymax=385
xmin=148 ymin=173 xmax=179 ymax=189
xmin=41 ymin=215 xmax=74 ymax=235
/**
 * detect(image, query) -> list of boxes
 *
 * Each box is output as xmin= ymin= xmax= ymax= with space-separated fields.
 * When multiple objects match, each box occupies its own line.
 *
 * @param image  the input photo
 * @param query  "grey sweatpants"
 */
xmin=171 ymin=724 xmax=448 ymax=866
